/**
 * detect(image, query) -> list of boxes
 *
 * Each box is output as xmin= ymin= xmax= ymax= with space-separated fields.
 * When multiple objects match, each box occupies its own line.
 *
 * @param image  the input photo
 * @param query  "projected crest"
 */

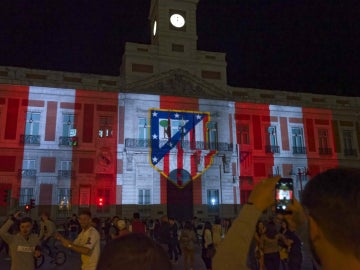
xmin=149 ymin=109 xmax=218 ymax=188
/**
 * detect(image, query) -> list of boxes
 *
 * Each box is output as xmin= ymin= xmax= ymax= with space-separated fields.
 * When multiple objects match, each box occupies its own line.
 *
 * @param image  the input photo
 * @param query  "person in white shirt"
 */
xmin=56 ymin=209 xmax=100 ymax=270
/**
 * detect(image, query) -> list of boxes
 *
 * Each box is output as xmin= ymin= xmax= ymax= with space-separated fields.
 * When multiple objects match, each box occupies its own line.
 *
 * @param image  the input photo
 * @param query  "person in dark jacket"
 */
xmin=168 ymin=217 xmax=179 ymax=263
xmin=158 ymin=215 xmax=171 ymax=255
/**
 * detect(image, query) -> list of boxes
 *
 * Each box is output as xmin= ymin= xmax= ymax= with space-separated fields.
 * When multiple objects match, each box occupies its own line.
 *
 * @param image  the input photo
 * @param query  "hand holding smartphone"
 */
xmin=275 ymin=178 xmax=294 ymax=214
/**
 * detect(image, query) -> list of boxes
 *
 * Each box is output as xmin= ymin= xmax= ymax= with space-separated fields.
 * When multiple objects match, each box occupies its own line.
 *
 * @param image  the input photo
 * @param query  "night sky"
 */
xmin=0 ymin=0 xmax=359 ymax=96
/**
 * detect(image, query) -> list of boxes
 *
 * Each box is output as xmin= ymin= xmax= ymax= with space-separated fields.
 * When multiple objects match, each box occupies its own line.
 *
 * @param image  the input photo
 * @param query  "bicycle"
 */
xmin=35 ymin=238 xmax=67 ymax=268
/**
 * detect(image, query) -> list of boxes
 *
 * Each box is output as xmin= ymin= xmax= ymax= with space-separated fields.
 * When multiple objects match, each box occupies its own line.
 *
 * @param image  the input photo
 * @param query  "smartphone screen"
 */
xmin=275 ymin=178 xmax=294 ymax=214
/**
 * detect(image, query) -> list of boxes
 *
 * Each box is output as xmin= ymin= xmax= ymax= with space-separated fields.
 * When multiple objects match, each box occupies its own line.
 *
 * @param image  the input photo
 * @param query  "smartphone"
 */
xmin=275 ymin=178 xmax=294 ymax=214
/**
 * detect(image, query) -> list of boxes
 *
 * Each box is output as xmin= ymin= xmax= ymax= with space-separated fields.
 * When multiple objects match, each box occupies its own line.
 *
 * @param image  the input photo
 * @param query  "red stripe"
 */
xmin=235 ymin=102 xmax=273 ymax=200
xmin=302 ymin=107 xmax=338 ymax=175
xmin=72 ymin=89 xmax=119 ymax=206
xmin=160 ymin=95 xmax=200 ymax=202
xmin=45 ymin=101 xmax=57 ymax=141
xmin=0 ymin=85 xmax=29 ymax=203
xmin=83 ymin=104 xmax=94 ymax=143
xmin=177 ymin=142 xmax=184 ymax=185
xmin=162 ymin=153 xmax=170 ymax=203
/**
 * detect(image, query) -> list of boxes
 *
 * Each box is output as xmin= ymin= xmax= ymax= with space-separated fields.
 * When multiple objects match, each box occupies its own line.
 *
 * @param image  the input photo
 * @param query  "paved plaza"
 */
xmin=0 ymin=238 xmax=316 ymax=270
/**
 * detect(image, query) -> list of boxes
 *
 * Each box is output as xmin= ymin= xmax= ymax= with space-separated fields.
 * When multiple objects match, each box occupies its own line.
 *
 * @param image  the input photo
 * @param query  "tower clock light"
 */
xmin=153 ymin=20 xmax=157 ymax=36
xmin=170 ymin=13 xmax=185 ymax=28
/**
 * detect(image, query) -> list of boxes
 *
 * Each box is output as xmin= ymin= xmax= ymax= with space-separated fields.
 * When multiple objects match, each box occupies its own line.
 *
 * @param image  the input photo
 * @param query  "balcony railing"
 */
xmin=344 ymin=148 xmax=357 ymax=156
xmin=125 ymin=139 xmax=150 ymax=148
xmin=58 ymin=170 xmax=75 ymax=178
xmin=59 ymin=136 xmax=79 ymax=146
xmin=125 ymin=138 xmax=232 ymax=151
xmin=265 ymin=145 xmax=280 ymax=153
xmin=292 ymin=146 xmax=307 ymax=154
xmin=319 ymin=147 xmax=332 ymax=155
xmin=18 ymin=169 xmax=37 ymax=178
xmin=20 ymin=135 xmax=40 ymax=145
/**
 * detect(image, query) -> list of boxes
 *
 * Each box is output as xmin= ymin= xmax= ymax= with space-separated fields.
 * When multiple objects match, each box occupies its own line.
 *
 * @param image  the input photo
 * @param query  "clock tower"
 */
xmin=149 ymin=0 xmax=199 ymax=55
xmin=120 ymin=0 xmax=227 ymax=87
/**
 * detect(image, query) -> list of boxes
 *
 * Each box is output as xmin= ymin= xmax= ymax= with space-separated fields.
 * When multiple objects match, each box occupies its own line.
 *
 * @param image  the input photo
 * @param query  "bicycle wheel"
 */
xmin=54 ymin=250 xmax=67 ymax=266
xmin=34 ymin=254 xmax=45 ymax=269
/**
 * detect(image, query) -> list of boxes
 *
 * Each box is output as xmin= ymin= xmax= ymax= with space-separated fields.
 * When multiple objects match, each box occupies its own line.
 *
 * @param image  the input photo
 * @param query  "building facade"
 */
xmin=0 ymin=0 xmax=359 ymax=221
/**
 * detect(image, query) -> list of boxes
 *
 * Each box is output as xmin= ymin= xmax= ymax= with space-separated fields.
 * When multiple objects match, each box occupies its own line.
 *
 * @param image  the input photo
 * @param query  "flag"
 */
xmin=149 ymin=108 xmax=217 ymax=187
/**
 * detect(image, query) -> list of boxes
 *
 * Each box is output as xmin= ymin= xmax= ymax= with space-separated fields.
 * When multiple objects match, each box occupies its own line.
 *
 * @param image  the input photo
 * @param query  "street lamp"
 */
xmin=290 ymin=167 xmax=310 ymax=200
xmin=296 ymin=167 xmax=310 ymax=197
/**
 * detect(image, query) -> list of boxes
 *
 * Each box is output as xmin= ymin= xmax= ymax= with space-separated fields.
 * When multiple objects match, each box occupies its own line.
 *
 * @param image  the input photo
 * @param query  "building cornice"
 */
xmin=0 ymin=65 xmax=359 ymax=112
xmin=0 ymin=66 xmax=121 ymax=92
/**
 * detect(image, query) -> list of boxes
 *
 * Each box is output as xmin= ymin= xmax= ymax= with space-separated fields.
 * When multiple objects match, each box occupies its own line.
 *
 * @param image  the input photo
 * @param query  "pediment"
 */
xmin=123 ymin=69 xmax=229 ymax=99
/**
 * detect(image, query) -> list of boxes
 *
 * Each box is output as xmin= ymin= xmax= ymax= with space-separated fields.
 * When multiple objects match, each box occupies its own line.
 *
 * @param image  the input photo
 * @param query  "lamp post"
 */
xmin=297 ymin=168 xmax=303 ymax=194
xmin=297 ymin=167 xmax=310 ymax=196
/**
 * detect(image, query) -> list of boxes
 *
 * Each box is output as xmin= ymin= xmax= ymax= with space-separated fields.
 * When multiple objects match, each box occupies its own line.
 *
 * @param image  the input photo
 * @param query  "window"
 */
xmin=61 ymin=114 xmax=78 ymax=146
xmin=207 ymin=122 xmax=218 ymax=150
xmin=19 ymin=188 xmax=33 ymax=206
xmin=138 ymin=189 xmax=151 ymax=205
xmin=238 ymin=124 xmax=250 ymax=144
xmin=318 ymin=129 xmax=331 ymax=155
xmin=138 ymin=118 xmax=149 ymax=140
xmin=20 ymin=159 xmax=36 ymax=177
xmin=98 ymin=116 xmax=113 ymax=138
xmin=318 ymin=129 xmax=329 ymax=148
xmin=57 ymin=188 xmax=71 ymax=211
xmin=62 ymin=114 xmax=76 ymax=137
xmin=268 ymin=126 xmax=278 ymax=146
xmin=266 ymin=126 xmax=279 ymax=153
xmin=291 ymin=127 xmax=306 ymax=154
xmin=272 ymin=166 xmax=280 ymax=177
xmin=59 ymin=161 xmax=73 ymax=177
xmin=207 ymin=189 xmax=219 ymax=215
xmin=61 ymin=161 xmax=72 ymax=170
xmin=23 ymin=159 xmax=36 ymax=170
xmin=343 ymin=130 xmax=357 ymax=156
xmin=25 ymin=112 xmax=40 ymax=135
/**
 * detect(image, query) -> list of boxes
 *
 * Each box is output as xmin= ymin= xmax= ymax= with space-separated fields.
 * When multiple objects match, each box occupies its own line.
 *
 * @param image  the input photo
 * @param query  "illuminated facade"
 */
xmin=0 ymin=0 xmax=359 ymax=220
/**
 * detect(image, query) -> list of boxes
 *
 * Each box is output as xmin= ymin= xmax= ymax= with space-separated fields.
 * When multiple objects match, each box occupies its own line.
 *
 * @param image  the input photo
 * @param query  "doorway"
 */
xmin=167 ymin=180 xmax=193 ymax=222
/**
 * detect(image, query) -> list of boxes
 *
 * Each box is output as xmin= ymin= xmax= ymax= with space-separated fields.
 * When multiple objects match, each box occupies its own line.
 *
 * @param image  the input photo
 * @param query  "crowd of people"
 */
xmin=1 ymin=168 xmax=359 ymax=270
xmin=251 ymin=214 xmax=302 ymax=270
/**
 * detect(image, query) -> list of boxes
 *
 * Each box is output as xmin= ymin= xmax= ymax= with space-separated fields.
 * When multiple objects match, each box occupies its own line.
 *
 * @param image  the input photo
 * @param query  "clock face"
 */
xmin=153 ymin=20 xmax=157 ymax=36
xmin=170 ymin=14 xmax=185 ymax=28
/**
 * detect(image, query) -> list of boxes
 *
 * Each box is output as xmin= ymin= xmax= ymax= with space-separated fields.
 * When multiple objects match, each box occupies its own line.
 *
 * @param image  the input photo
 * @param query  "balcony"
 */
xmin=292 ymin=146 xmax=307 ymax=154
xmin=18 ymin=169 xmax=37 ymax=178
xmin=319 ymin=147 xmax=332 ymax=155
xmin=344 ymin=148 xmax=358 ymax=157
xmin=20 ymin=135 xmax=40 ymax=145
xmin=58 ymin=170 xmax=75 ymax=178
xmin=265 ymin=145 xmax=280 ymax=153
xmin=125 ymin=138 xmax=232 ymax=151
xmin=125 ymin=139 xmax=150 ymax=148
xmin=59 ymin=136 xmax=78 ymax=147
